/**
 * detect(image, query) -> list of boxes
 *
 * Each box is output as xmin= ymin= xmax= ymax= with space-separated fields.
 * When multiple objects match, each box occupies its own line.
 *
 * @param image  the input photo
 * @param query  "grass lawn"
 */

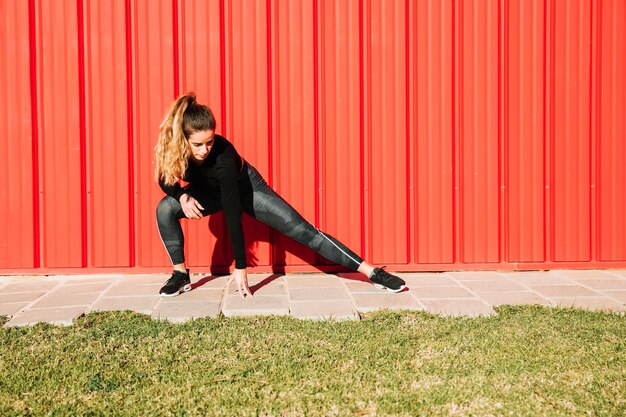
xmin=1 ymin=306 xmax=624 ymax=416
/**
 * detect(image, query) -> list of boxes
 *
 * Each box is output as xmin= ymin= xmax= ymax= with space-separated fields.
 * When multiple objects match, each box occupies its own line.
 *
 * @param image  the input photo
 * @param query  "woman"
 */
xmin=155 ymin=92 xmax=406 ymax=298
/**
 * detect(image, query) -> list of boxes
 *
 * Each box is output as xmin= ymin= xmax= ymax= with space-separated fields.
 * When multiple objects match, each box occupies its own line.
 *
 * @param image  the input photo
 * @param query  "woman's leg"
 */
xmin=155 ymin=190 xmax=222 ymax=296
xmin=240 ymin=163 xmax=406 ymax=292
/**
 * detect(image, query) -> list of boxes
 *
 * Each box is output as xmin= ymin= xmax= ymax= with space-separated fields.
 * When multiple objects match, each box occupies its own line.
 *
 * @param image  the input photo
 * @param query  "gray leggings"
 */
xmin=156 ymin=162 xmax=363 ymax=270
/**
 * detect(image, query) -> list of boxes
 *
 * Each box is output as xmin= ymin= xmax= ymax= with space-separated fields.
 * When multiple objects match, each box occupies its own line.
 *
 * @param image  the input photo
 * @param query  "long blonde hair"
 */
xmin=154 ymin=92 xmax=216 ymax=185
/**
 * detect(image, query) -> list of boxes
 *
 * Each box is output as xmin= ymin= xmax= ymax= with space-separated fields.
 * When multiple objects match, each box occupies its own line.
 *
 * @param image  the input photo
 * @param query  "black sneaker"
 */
xmin=159 ymin=270 xmax=192 ymax=297
xmin=370 ymin=267 xmax=406 ymax=293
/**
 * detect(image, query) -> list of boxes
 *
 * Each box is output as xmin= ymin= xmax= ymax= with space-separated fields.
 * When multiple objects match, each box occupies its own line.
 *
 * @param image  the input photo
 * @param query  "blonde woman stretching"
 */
xmin=155 ymin=92 xmax=406 ymax=298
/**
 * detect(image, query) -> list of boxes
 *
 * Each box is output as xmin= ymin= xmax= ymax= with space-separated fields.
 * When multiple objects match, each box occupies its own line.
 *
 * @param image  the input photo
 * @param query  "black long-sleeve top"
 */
xmin=159 ymin=135 xmax=247 ymax=268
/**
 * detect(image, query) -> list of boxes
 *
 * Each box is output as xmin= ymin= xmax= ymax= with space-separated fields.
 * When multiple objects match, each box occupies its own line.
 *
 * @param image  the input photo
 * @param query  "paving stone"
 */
xmin=420 ymin=299 xmax=494 ymax=317
xmin=547 ymin=297 xmax=625 ymax=313
xmin=2 ymin=282 xmax=59 ymax=293
xmin=0 ymin=302 xmax=29 ymax=316
xmin=602 ymin=290 xmax=626 ymax=303
xmin=503 ymin=273 xmax=576 ymax=286
xmin=477 ymin=291 xmax=551 ymax=307
xmin=119 ymin=274 xmax=170 ymax=285
xmin=191 ymin=275 xmax=231 ymax=290
xmin=412 ymin=286 xmax=475 ymax=299
xmin=29 ymin=292 xmax=100 ymax=309
xmin=88 ymin=296 xmax=159 ymax=314
xmin=247 ymin=282 xmax=286 ymax=296
xmin=103 ymin=284 xmax=162 ymax=297
xmin=49 ymin=282 xmax=113 ymax=295
xmin=400 ymin=274 xmax=459 ymax=287
xmin=6 ymin=306 xmax=87 ymax=327
xmin=554 ymin=270 xmax=622 ymax=279
xmin=352 ymin=292 xmax=424 ymax=312
xmin=459 ymin=280 xmax=527 ymax=292
xmin=286 ymin=275 xmax=344 ymax=288
xmin=222 ymin=295 xmax=289 ymax=317
xmin=289 ymin=300 xmax=359 ymax=320
xmin=606 ymin=269 xmax=626 ymax=279
xmin=288 ymin=287 xmax=351 ymax=301
xmin=0 ymin=292 xmax=45 ymax=304
xmin=448 ymin=271 xmax=507 ymax=281
xmin=61 ymin=277 xmax=120 ymax=285
xmin=167 ymin=288 xmax=224 ymax=302
xmin=529 ymin=285 xmax=600 ymax=297
xmin=574 ymin=279 xmax=626 ymax=290
xmin=152 ymin=301 xmax=221 ymax=322
xmin=342 ymin=279 xmax=381 ymax=293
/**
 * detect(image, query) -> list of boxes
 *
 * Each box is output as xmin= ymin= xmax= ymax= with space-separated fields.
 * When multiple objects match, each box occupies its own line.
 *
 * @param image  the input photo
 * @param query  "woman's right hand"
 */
xmin=180 ymin=193 xmax=204 ymax=219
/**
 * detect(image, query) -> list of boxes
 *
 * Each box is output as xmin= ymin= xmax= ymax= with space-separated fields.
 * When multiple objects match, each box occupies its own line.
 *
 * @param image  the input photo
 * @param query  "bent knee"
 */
xmin=156 ymin=196 xmax=181 ymax=219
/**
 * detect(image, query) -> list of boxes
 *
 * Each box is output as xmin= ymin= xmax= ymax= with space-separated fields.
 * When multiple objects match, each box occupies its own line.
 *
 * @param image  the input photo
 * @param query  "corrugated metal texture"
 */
xmin=83 ymin=0 xmax=132 ymax=267
xmin=598 ymin=0 xmax=626 ymax=261
xmin=0 ymin=0 xmax=35 ymax=268
xmin=551 ymin=0 xmax=592 ymax=261
xmin=2 ymin=0 xmax=626 ymax=273
xmin=505 ymin=0 xmax=545 ymax=262
xmin=411 ymin=0 xmax=454 ymax=265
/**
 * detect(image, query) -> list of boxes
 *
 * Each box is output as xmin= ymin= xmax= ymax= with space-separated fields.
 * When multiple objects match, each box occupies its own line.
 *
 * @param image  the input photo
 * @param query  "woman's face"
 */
xmin=187 ymin=130 xmax=215 ymax=163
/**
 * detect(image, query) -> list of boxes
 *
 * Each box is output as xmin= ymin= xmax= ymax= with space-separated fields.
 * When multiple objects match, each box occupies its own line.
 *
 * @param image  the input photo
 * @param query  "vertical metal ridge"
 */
xmin=498 ymin=0 xmax=505 ymax=262
xmin=451 ymin=0 xmax=457 ymax=263
xmin=313 ymin=0 xmax=320 ymax=229
xmin=219 ymin=0 xmax=226 ymax=134
xmin=589 ymin=0 xmax=596 ymax=261
xmin=125 ymin=0 xmax=135 ymax=267
xmin=266 ymin=0 xmax=273 ymax=188
xmin=28 ymin=0 xmax=41 ymax=268
xmin=405 ymin=0 xmax=411 ymax=263
xmin=77 ymin=0 xmax=88 ymax=267
xmin=172 ymin=0 xmax=179 ymax=97
xmin=359 ymin=0 xmax=365 ymax=258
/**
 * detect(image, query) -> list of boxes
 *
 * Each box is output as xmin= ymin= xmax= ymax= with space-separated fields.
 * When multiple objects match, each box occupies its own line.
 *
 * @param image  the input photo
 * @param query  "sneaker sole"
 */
xmin=373 ymin=283 xmax=406 ymax=293
xmin=159 ymin=283 xmax=192 ymax=297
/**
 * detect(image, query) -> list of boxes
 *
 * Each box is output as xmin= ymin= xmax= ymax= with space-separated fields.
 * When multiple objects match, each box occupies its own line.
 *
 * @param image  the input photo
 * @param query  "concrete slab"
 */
xmin=2 ymin=282 xmax=59 ymax=293
xmin=152 ymin=301 xmax=221 ymax=322
xmin=448 ymin=271 xmax=507 ymax=281
xmin=602 ymin=290 xmax=626 ymax=303
xmin=222 ymin=295 xmax=289 ymax=317
xmin=503 ymin=273 xmax=577 ymax=286
xmin=103 ymin=284 xmax=162 ymax=297
xmin=0 ymin=292 xmax=46 ymax=304
xmin=412 ymin=286 xmax=475 ymax=299
xmin=289 ymin=287 xmax=351 ymax=301
xmin=88 ymin=296 xmax=159 ymax=314
xmin=547 ymin=297 xmax=625 ymax=313
xmin=528 ymin=285 xmax=601 ymax=298
xmin=420 ymin=299 xmax=494 ymax=317
xmin=247 ymin=282 xmax=286 ymax=296
xmin=400 ymin=274 xmax=460 ymax=287
xmin=477 ymin=291 xmax=551 ymax=307
xmin=552 ymin=269 xmax=621 ymax=279
xmin=342 ymin=279 xmax=382 ymax=293
xmin=459 ymin=280 xmax=527 ymax=293
xmin=352 ymin=292 xmax=424 ymax=312
xmin=168 ymin=288 xmax=224 ymax=302
xmin=0 ymin=302 xmax=29 ymax=316
xmin=6 ymin=306 xmax=87 ymax=327
xmin=289 ymin=300 xmax=359 ymax=320
xmin=285 ymin=275 xmax=344 ymax=288
xmin=118 ymin=274 xmax=170 ymax=285
xmin=29 ymin=292 xmax=100 ymax=309
xmin=573 ymin=279 xmax=626 ymax=290
xmin=191 ymin=275 xmax=230 ymax=290
xmin=49 ymin=282 xmax=113 ymax=295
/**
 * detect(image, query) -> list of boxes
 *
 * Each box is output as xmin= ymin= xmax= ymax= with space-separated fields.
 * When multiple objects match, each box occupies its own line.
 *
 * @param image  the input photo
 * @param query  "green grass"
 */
xmin=1 ymin=306 xmax=625 ymax=416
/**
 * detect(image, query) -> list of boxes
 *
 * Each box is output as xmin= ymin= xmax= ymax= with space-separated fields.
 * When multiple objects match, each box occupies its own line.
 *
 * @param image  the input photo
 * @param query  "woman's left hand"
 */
xmin=232 ymin=268 xmax=253 ymax=298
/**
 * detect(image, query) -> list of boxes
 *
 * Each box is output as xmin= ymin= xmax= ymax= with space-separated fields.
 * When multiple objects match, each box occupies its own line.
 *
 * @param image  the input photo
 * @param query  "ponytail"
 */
xmin=154 ymin=93 xmax=196 ymax=185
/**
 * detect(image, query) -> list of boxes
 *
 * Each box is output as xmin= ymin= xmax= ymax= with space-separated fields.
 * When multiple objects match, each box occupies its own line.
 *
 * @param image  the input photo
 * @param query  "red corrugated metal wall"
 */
xmin=1 ymin=0 xmax=625 ymax=273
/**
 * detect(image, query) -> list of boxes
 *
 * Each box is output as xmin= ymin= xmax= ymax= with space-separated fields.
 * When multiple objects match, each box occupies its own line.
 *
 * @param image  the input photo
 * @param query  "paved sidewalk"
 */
xmin=1 ymin=269 xmax=625 ymax=327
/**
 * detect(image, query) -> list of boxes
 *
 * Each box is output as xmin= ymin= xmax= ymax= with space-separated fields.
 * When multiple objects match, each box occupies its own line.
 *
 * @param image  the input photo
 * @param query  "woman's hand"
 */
xmin=232 ymin=268 xmax=253 ymax=298
xmin=180 ymin=193 xmax=204 ymax=219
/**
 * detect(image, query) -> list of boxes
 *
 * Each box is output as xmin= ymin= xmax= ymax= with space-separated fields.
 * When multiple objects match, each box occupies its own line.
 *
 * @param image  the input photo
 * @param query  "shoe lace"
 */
xmin=376 ymin=266 xmax=391 ymax=283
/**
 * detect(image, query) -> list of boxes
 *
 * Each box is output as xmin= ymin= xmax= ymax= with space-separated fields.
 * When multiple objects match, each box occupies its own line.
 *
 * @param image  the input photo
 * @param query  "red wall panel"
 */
xmin=0 ymin=0 xmax=35 ymax=268
xmin=2 ymin=0 xmax=626 ymax=274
